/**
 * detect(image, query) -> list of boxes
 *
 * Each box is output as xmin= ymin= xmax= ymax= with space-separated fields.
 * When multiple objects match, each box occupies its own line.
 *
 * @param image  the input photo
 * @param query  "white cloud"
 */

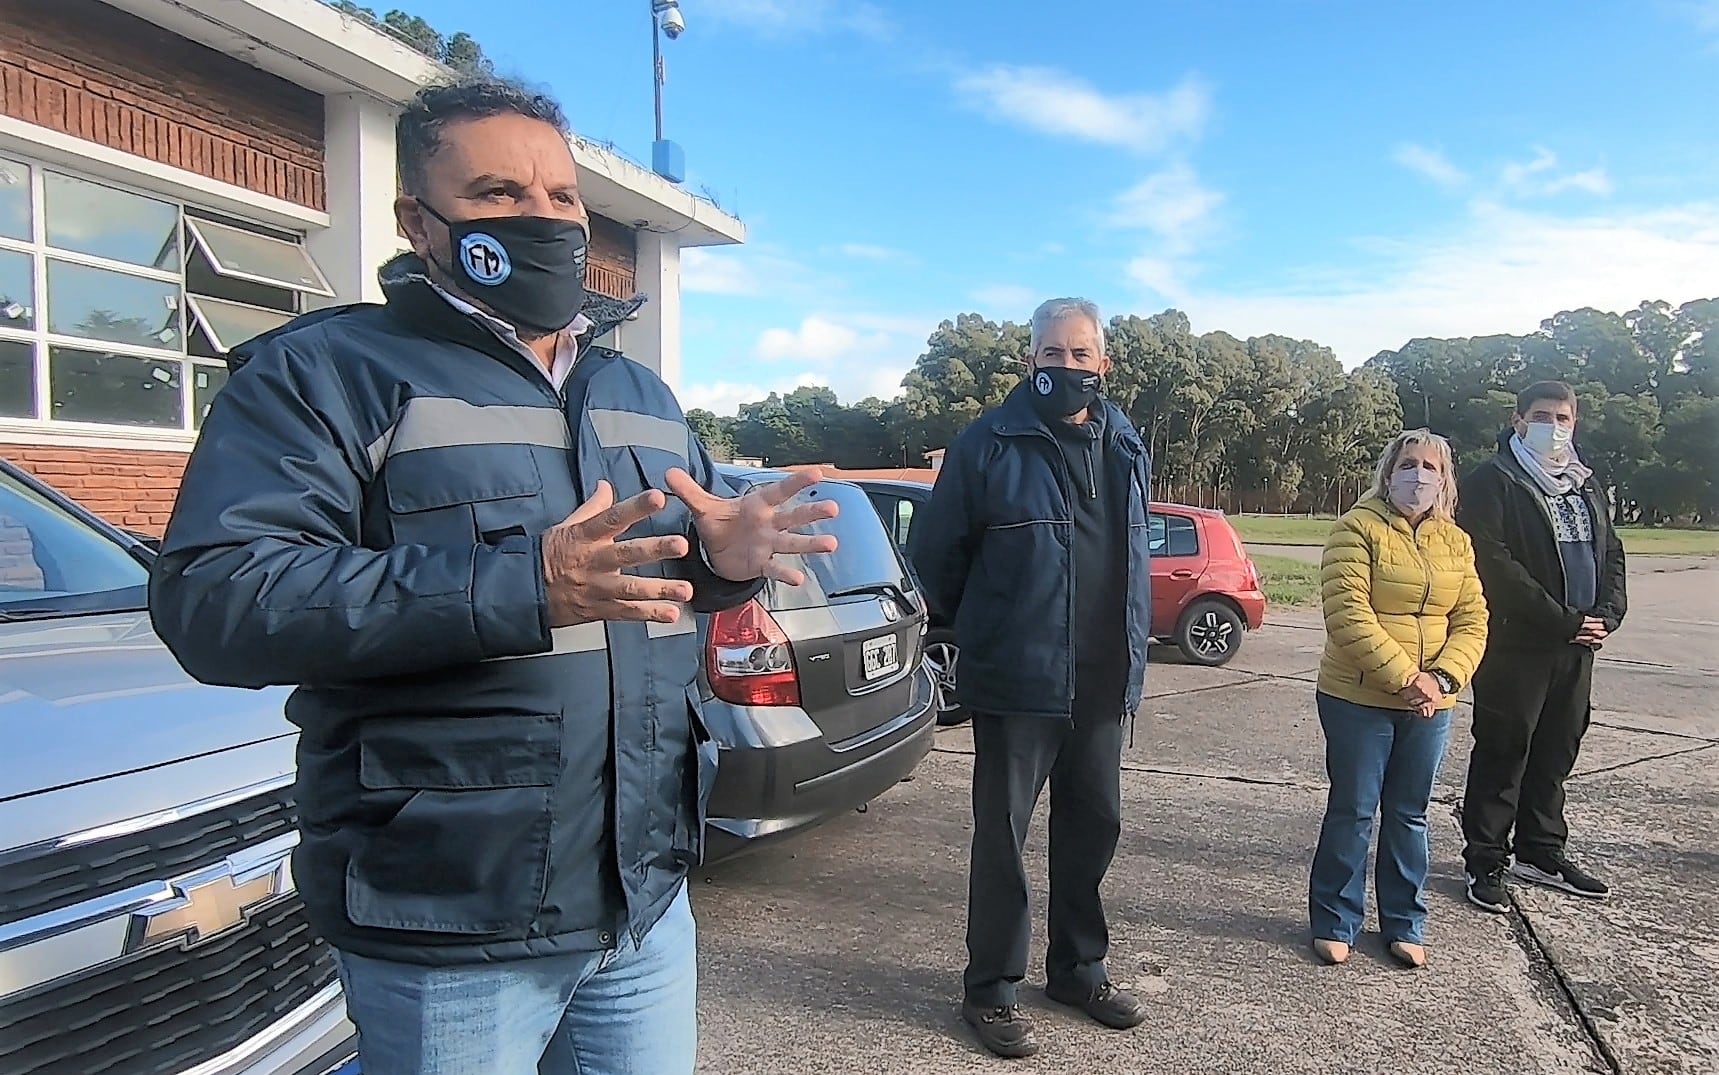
xmin=681 ymin=360 xmax=913 ymax=416
xmin=1392 ymin=144 xmax=1611 ymax=200
xmin=683 ymin=310 xmax=935 ymax=413
xmin=1499 ymin=147 xmax=1613 ymax=198
xmin=954 ymin=67 xmax=1210 ymax=153
xmin=1393 ymin=143 xmax=1468 ymax=188
xmin=680 ymin=381 xmax=772 ymax=416
xmin=681 ymin=248 xmax=760 ymax=295
xmin=1152 ymin=200 xmax=1719 ymax=366
xmin=789 ymin=362 xmax=914 ymax=404
xmin=755 ymin=315 xmax=896 ymax=364
xmin=1500 ymin=147 xmax=1557 ymax=188
xmin=681 ymin=246 xmax=831 ymax=297
xmin=700 ymin=0 xmax=892 ymax=38
xmin=1543 ymin=168 xmax=1614 ymax=197
xmin=1111 ymin=163 xmax=1224 ymax=250
xmin=1110 ymin=163 xmax=1224 ymax=301
xmin=1127 ymin=257 xmax=1190 ymax=301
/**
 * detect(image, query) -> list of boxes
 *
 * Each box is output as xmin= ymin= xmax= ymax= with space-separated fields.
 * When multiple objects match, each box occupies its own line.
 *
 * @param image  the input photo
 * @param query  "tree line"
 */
xmin=687 ymin=298 xmax=1718 ymax=525
xmin=327 ymin=3 xmax=494 ymax=74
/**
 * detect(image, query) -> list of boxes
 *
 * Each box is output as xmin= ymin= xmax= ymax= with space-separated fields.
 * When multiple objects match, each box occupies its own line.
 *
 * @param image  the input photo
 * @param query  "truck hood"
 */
xmin=0 ymin=611 xmax=294 ymax=802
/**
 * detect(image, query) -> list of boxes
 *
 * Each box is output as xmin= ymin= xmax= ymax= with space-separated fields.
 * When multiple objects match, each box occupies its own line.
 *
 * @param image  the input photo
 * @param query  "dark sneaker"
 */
xmin=1512 ymin=852 xmax=1610 ymax=899
xmin=1466 ymin=865 xmax=1511 ymax=913
xmin=961 ymin=1002 xmax=1039 ymax=1059
xmin=1044 ymin=980 xmax=1146 ymax=1031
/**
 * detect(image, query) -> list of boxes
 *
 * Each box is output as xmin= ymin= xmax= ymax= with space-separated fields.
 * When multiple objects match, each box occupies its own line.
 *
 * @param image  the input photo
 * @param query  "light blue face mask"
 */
xmin=1388 ymin=469 xmax=1441 ymax=515
xmin=1522 ymin=421 xmax=1573 ymax=457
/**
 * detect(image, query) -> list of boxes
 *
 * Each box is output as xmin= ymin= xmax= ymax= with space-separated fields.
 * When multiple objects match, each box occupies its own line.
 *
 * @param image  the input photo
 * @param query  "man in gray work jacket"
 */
xmin=150 ymin=77 xmax=837 ymax=1075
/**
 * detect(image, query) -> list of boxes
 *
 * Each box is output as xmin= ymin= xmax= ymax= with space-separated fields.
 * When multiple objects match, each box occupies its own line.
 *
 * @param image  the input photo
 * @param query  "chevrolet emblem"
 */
xmin=126 ymin=864 xmax=282 ymax=952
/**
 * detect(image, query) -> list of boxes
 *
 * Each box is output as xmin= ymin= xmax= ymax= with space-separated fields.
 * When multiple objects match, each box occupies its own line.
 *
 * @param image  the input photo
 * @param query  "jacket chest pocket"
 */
xmin=384 ymin=445 xmax=547 ymax=546
xmin=621 ymin=445 xmax=694 ymax=543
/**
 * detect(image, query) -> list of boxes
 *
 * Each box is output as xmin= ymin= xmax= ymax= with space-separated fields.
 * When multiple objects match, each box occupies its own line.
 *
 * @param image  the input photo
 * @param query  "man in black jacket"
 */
xmin=1456 ymin=381 xmax=1627 ymax=914
xmin=910 ymin=298 xmax=1153 ymax=1060
xmin=151 ymin=78 xmax=836 ymax=1075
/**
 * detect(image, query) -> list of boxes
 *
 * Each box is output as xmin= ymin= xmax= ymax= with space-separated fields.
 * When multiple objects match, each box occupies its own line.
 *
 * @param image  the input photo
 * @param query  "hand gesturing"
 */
xmin=540 ymin=481 xmax=694 ymax=627
xmin=663 ymin=467 xmax=839 ymax=586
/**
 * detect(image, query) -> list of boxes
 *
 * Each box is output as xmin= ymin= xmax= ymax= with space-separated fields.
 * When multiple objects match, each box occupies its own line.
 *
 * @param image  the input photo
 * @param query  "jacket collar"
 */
xmin=227 ymin=252 xmax=646 ymax=372
xmin=1355 ymin=496 xmax=1411 ymax=532
xmin=377 ymin=251 xmax=643 ymax=343
xmin=993 ymin=382 xmax=1144 ymax=457
xmin=1490 ymin=426 xmax=1554 ymax=493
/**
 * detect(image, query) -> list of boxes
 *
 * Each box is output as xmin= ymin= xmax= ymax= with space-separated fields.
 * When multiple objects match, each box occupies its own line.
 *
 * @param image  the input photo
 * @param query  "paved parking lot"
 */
xmin=692 ymin=554 xmax=1719 ymax=1074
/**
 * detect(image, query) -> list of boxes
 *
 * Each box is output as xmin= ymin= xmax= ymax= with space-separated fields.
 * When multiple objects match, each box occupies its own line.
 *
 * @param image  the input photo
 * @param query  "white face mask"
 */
xmin=1388 ymin=468 xmax=1442 ymax=516
xmin=1521 ymin=420 xmax=1573 ymax=458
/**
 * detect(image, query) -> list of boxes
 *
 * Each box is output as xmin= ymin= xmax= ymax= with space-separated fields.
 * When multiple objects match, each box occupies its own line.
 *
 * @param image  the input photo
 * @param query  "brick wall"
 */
xmin=0 ymin=0 xmax=325 ymax=209
xmin=589 ymin=213 xmax=636 ymax=299
xmin=4 ymin=445 xmax=186 ymax=535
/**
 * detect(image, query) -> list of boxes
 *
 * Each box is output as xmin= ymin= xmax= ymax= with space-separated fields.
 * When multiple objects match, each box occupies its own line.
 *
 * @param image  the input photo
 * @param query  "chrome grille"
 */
xmin=0 ymin=782 xmax=336 ymax=1074
xmin=0 ymin=787 xmax=297 ymax=928
xmin=0 ymin=896 xmax=337 ymax=1075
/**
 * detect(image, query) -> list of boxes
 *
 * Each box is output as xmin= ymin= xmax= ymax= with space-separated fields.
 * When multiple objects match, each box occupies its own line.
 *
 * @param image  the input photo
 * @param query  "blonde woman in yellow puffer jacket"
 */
xmin=1307 ymin=429 xmax=1488 ymax=972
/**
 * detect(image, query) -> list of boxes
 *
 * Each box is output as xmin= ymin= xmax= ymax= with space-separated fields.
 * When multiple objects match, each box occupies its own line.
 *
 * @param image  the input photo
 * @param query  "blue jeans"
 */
xmin=1309 ymin=694 xmax=1452 ymax=945
xmin=335 ymin=884 xmax=697 ymax=1075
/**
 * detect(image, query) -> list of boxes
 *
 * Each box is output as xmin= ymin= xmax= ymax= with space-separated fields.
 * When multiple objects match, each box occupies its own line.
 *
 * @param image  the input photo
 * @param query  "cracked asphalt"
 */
xmin=691 ymin=552 xmax=1719 ymax=1074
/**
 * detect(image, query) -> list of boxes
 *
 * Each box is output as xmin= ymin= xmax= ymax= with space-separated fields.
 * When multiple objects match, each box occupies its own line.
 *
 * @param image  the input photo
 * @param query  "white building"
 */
xmin=0 ymin=0 xmax=742 ymax=531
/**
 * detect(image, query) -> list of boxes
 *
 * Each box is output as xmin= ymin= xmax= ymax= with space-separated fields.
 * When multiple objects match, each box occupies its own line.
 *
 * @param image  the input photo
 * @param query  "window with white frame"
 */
xmin=0 ymin=154 xmax=331 ymax=433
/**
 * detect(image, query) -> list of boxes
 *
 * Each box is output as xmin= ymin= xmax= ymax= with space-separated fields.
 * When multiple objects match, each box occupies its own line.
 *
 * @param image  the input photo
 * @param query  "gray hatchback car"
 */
xmin=699 ymin=465 xmax=938 ymax=860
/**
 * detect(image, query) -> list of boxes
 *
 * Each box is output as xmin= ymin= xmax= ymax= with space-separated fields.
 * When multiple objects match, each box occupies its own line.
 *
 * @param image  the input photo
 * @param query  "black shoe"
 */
xmin=1466 ymin=865 xmax=1511 ymax=913
xmin=1512 ymin=852 xmax=1610 ymax=899
xmin=1044 ymin=980 xmax=1146 ymax=1031
xmin=961 ymin=1001 xmax=1039 ymax=1059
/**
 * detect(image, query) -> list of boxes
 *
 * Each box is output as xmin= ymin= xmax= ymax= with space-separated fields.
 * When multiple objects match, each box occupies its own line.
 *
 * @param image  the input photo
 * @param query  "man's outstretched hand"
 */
xmin=541 ymin=481 xmax=694 ymax=627
xmin=664 ymin=467 xmax=839 ymax=586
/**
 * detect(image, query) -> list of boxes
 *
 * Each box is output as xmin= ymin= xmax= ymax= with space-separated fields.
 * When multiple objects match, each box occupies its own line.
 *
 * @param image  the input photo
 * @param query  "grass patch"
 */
xmin=1230 ymin=515 xmax=1719 ymax=557
xmin=1230 ymin=515 xmax=1338 ymax=546
xmin=1252 ymin=553 xmax=1322 ymax=607
xmin=1613 ymin=528 xmax=1719 ymax=556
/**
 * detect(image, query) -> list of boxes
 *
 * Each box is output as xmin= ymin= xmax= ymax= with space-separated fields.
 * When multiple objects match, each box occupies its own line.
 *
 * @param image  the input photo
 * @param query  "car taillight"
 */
xmin=707 ymin=599 xmax=800 ymax=707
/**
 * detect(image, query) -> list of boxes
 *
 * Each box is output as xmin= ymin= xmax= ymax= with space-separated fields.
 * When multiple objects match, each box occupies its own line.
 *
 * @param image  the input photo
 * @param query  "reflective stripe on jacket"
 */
xmin=150 ymin=254 xmax=761 ymax=965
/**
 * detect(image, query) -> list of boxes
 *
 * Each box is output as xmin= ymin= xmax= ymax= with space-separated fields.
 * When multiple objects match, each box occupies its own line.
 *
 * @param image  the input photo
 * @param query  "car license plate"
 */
xmin=862 ymin=634 xmax=900 ymax=680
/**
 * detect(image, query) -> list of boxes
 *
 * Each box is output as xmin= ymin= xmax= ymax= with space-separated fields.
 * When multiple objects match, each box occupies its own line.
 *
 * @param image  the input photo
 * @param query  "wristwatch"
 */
xmin=1431 ymin=669 xmax=1458 ymax=695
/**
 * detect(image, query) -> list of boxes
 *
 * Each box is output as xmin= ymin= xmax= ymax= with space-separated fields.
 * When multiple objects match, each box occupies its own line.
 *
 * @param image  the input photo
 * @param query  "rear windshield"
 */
xmin=727 ymin=476 xmax=913 ymax=612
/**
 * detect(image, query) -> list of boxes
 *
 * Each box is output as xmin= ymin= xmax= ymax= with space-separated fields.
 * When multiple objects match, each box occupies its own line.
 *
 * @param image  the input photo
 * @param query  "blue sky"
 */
xmin=397 ymin=0 xmax=1719 ymax=415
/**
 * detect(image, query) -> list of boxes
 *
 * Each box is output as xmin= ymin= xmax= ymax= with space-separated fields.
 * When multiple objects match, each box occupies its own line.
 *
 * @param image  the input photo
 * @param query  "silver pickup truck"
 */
xmin=0 ymin=460 xmax=356 ymax=1075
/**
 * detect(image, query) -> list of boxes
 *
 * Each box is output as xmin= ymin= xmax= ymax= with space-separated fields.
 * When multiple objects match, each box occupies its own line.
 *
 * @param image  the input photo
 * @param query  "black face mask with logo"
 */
xmin=418 ymin=200 xmax=589 ymax=336
xmin=1028 ymin=364 xmax=1103 ymax=420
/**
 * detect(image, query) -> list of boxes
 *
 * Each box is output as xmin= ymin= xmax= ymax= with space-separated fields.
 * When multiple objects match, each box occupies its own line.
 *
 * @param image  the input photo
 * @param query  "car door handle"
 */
xmin=1169 ymin=569 xmax=1196 ymax=580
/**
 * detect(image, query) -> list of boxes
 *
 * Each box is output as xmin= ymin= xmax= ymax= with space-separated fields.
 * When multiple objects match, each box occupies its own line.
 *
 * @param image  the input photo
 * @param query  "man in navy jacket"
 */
xmin=151 ymin=77 xmax=836 ymax=1075
xmin=910 ymin=298 xmax=1153 ymax=1060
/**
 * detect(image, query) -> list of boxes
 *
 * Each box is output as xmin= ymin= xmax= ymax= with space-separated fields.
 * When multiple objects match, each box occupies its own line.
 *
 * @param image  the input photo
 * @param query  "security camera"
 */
xmin=660 ymin=7 xmax=685 ymax=37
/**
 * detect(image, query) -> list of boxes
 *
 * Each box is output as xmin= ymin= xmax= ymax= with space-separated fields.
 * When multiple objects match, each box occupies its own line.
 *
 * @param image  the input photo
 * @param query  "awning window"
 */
xmin=185 ymin=294 xmax=295 ymax=354
xmin=186 ymin=216 xmax=334 ymax=297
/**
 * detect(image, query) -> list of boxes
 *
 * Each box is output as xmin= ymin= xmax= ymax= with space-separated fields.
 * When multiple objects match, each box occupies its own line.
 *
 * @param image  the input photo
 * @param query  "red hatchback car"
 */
xmin=856 ymin=479 xmax=1268 ymax=724
xmin=1142 ymin=503 xmax=1268 ymax=663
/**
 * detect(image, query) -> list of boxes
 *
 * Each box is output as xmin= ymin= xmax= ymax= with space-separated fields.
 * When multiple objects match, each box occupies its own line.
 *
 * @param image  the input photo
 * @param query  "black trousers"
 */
xmin=963 ymin=707 xmax=1124 ymax=1008
xmin=1461 ymin=644 xmax=1595 ymax=872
